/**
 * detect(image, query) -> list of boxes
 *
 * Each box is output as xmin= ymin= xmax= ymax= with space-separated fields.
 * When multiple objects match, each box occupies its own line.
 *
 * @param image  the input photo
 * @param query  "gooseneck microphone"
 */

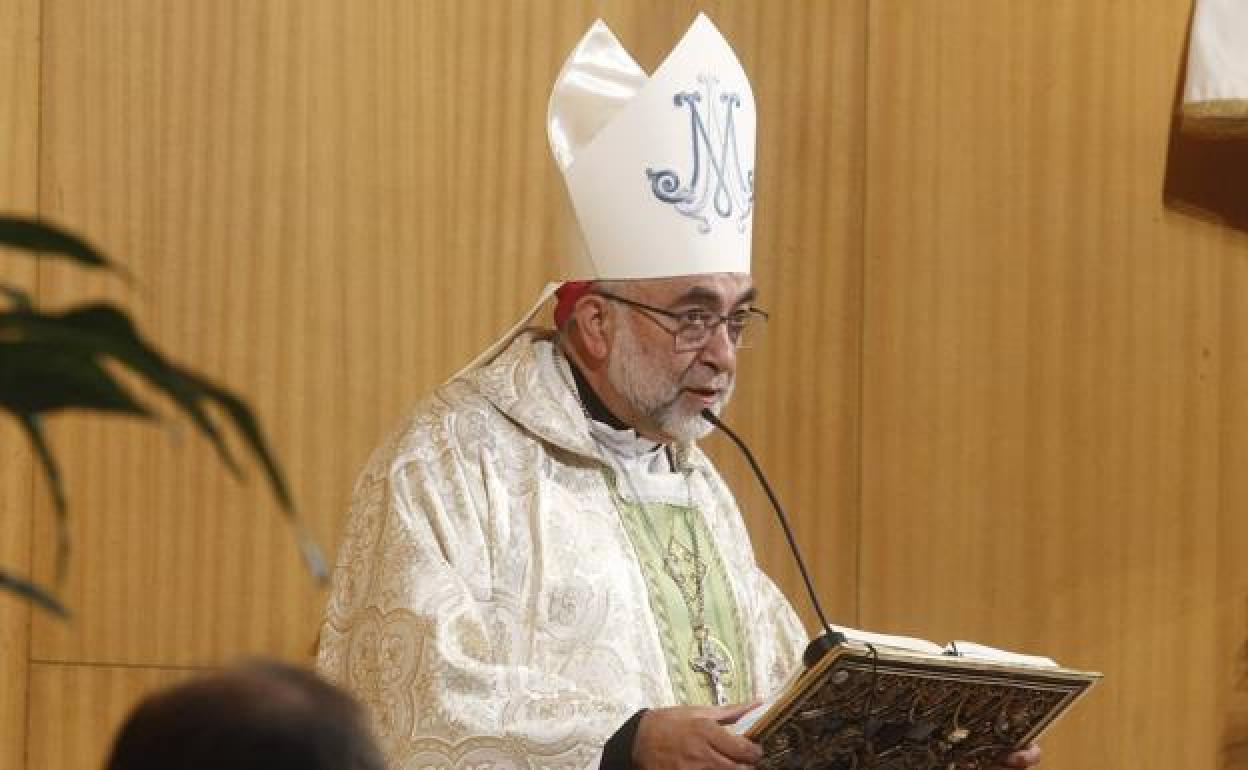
xmin=701 ymin=408 xmax=846 ymax=667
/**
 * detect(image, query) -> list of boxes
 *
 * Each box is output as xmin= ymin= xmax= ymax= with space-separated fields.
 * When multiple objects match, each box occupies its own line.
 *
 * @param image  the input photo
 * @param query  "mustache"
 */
xmin=682 ymin=373 xmax=732 ymax=390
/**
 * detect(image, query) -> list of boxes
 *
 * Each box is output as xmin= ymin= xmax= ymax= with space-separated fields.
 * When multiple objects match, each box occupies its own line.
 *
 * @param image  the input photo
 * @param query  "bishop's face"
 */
xmin=602 ymin=272 xmax=754 ymax=443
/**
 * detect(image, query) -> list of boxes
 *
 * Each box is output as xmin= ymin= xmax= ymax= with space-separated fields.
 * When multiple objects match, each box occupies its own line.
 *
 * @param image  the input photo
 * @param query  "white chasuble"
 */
xmin=316 ymin=331 xmax=807 ymax=770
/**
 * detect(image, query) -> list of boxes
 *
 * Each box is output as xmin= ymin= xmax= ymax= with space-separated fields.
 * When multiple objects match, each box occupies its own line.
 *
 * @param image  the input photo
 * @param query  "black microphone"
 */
xmin=701 ymin=408 xmax=845 ymax=667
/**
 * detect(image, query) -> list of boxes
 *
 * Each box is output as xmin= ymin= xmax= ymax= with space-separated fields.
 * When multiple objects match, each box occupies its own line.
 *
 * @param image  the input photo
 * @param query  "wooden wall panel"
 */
xmin=26 ymin=663 xmax=198 ymax=770
xmin=28 ymin=0 xmax=569 ymax=665
xmin=0 ymin=1 xmax=40 ymax=769
xmin=696 ymin=0 xmax=865 ymax=632
xmin=861 ymin=2 xmax=1248 ymax=769
xmin=0 ymin=0 xmax=38 ymax=205
xmin=32 ymin=0 xmax=346 ymax=665
xmin=1219 ymin=247 xmax=1248 ymax=767
xmin=0 ymin=421 xmax=34 ymax=770
xmin=26 ymin=0 xmax=864 ymax=672
xmin=13 ymin=3 xmax=865 ymax=767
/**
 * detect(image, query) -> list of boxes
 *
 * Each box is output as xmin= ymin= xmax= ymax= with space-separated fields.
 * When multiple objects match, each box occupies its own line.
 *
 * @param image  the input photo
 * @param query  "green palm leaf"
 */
xmin=0 ymin=215 xmax=326 ymax=612
xmin=0 ymin=566 xmax=68 ymax=617
xmin=0 ymin=216 xmax=122 ymax=275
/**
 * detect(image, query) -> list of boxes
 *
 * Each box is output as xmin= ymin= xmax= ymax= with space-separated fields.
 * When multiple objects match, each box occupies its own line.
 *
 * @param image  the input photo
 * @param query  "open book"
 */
xmin=820 ymin=625 xmax=1060 ymax=667
xmin=731 ymin=626 xmax=1100 ymax=770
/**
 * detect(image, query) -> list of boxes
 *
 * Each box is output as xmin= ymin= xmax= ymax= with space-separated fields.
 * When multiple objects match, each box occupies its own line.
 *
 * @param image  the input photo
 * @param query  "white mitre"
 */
xmin=460 ymin=12 xmax=755 ymax=374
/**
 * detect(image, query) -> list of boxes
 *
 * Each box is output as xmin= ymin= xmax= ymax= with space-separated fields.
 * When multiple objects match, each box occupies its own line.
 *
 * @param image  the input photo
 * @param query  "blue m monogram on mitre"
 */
xmin=645 ymin=74 xmax=754 ymax=234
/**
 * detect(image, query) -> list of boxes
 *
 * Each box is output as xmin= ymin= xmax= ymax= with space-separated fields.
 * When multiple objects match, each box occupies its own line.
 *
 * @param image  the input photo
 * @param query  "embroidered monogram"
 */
xmin=646 ymin=74 xmax=755 ymax=234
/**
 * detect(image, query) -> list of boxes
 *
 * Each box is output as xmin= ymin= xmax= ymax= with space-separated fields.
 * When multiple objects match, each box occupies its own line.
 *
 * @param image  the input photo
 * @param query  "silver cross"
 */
xmin=689 ymin=626 xmax=731 ymax=706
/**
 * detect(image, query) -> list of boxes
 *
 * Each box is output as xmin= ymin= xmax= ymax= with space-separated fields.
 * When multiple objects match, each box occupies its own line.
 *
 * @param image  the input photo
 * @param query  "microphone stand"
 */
xmin=702 ymin=409 xmax=845 ymax=667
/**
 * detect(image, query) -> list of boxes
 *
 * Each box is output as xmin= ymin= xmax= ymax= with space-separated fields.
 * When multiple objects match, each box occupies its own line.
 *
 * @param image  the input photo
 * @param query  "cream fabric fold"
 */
xmin=547 ymin=20 xmax=647 ymax=173
xmin=1183 ymin=0 xmax=1248 ymax=134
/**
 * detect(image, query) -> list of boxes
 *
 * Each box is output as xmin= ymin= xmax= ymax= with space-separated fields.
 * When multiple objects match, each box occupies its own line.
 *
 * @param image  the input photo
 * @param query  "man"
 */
xmin=317 ymin=14 xmax=1041 ymax=770
xmin=105 ymin=660 xmax=385 ymax=770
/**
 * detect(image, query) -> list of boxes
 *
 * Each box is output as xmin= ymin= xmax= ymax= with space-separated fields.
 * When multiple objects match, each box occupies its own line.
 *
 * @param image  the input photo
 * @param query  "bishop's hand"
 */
xmin=633 ymin=704 xmax=762 ymax=770
xmin=993 ymin=744 xmax=1043 ymax=769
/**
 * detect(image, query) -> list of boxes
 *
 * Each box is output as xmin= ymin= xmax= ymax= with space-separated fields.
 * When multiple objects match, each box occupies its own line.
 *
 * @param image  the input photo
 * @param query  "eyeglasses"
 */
xmin=593 ymin=290 xmax=769 ymax=352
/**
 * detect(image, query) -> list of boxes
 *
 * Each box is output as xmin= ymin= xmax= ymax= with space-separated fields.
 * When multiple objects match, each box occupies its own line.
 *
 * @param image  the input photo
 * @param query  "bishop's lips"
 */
xmin=684 ymin=386 xmax=723 ymax=404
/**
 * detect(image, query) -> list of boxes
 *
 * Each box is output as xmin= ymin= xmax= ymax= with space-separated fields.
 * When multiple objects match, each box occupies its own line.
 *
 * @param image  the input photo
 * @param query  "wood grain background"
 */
xmin=1 ymin=2 xmax=1244 ymax=769
xmin=1 ymin=2 xmax=39 ymax=769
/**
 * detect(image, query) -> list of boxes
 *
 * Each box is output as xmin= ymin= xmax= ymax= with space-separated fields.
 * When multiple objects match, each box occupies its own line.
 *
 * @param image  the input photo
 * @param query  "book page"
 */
xmin=831 ymin=625 xmax=945 ymax=655
xmin=944 ymin=640 xmax=1058 ymax=668
xmin=727 ymin=655 xmax=810 ymax=736
xmin=728 ymin=699 xmax=772 ymax=736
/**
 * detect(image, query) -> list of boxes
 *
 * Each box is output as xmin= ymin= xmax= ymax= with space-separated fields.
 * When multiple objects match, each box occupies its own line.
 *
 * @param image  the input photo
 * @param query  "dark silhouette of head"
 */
xmin=104 ymin=660 xmax=385 ymax=770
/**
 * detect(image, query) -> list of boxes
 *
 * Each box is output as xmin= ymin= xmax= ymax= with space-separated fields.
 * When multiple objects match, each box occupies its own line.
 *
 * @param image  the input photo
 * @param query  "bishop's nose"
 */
xmin=697 ymin=322 xmax=738 ymax=376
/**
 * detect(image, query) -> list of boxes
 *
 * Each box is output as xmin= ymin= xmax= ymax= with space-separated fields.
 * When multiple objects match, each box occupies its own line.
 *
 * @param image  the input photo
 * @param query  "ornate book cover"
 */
xmin=739 ymin=642 xmax=1101 ymax=770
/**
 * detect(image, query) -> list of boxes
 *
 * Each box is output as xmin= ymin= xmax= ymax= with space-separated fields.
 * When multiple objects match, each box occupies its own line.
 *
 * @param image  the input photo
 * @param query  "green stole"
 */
xmin=605 ymin=470 xmax=752 ymax=706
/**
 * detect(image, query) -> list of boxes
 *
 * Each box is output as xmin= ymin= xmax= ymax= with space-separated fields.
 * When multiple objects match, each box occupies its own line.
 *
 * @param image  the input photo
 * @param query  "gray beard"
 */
xmin=606 ymin=321 xmax=734 ymax=443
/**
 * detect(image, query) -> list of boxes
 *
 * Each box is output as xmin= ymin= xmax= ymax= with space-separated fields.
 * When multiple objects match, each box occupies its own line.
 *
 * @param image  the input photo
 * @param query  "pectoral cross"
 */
xmin=690 ymin=626 xmax=731 ymax=706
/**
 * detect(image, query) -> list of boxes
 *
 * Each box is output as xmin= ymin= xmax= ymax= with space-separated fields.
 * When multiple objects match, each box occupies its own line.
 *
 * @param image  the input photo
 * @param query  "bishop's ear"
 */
xmin=570 ymin=294 xmax=614 ymax=363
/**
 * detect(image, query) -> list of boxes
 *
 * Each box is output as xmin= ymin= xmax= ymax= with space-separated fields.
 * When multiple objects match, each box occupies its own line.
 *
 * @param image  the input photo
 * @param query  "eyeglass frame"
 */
xmin=591 ymin=290 xmax=769 ymax=352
